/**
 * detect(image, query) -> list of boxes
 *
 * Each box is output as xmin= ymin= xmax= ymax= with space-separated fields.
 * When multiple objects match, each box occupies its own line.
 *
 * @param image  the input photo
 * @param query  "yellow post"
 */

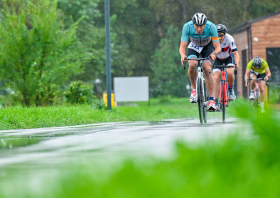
xmin=103 ymin=92 xmax=117 ymax=107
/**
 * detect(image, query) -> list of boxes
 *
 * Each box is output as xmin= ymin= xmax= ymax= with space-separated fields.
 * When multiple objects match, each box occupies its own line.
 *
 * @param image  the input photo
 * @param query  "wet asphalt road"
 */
xmin=0 ymin=118 xmax=253 ymax=168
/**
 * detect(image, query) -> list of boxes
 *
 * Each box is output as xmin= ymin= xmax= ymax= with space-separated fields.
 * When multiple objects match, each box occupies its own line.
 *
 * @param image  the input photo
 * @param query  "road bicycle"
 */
xmin=247 ymin=78 xmax=263 ymax=117
xmin=212 ymin=63 xmax=234 ymax=123
xmin=184 ymin=57 xmax=209 ymax=124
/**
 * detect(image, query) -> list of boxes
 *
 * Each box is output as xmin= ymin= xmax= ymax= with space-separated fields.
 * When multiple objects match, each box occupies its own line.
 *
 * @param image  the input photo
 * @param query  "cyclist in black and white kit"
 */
xmin=213 ymin=24 xmax=240 ymax=107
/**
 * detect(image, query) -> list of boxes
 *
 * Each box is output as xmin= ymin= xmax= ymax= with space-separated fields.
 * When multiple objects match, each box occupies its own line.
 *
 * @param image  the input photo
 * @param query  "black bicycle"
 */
xmin=184 ymin=57 xmax=209 ymax=124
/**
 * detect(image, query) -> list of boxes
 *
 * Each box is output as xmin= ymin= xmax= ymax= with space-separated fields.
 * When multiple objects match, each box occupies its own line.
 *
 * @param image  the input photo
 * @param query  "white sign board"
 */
xmin=114 ymin=77 xmax=149 ymax=102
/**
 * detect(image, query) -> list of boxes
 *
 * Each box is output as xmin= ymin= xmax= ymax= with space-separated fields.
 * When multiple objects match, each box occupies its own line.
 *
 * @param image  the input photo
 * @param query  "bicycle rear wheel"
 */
xmin=197 ymin=78 xmax=204 ymax=124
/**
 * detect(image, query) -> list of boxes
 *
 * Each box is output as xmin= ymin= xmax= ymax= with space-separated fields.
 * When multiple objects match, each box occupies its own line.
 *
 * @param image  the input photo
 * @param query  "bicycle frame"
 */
xmin=184 ymin=57 xmax=209 ymax=124
xmin=219 ymin=69 xmax=229 ymax=108
xmin=213 ymin=64 xmax=234 ymax=123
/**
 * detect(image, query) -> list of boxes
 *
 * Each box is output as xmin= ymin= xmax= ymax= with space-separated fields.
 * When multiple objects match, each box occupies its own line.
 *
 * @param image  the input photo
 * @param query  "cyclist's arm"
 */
xmin=210 ymin=41 xmax=221 ymax=61
xmin=179 ymin=24 xmax=190 ymax=65
xmin=209 ymin=24 xmax=221 ymax=60
xmin=232 ymin=51 xmax=240 ymax=69
xmin=244 ymin=69 xmax=251 ymax=86
xmin=265 ymin=68 xmax=271 ymax=78
xmin=179 ymin=41 xmax=188 ymax=65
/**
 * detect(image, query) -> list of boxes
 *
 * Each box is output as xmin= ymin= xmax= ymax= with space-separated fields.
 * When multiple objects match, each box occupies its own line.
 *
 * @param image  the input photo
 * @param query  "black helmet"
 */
xmin=216 ymin=24 xmax=227 ymax=33
xmin=192 ymin=13 xmax=207 ymax=25
xmin=252 ymin=56 xmax=262 ymax=69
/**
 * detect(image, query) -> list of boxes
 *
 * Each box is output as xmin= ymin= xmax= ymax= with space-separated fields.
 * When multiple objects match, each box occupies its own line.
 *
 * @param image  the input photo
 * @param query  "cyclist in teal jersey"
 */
xmin=179 ymin=13 xmax=221 ymax=111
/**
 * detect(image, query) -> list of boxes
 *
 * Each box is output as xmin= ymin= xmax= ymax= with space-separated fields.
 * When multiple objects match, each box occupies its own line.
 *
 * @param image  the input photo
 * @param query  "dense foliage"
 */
xmin=0 ymin=0 xmax=279 ymax=105
xmin=0 ymin=0 xmax=88 ymax=106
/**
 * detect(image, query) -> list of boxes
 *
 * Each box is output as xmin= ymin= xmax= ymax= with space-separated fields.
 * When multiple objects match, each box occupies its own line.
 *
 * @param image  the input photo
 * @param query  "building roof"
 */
xmin=229 ymin=11 xmax=280 ymax=34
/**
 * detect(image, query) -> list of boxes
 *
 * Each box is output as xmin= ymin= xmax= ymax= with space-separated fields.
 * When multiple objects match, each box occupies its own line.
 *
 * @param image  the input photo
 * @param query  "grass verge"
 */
xmin=0 ymin=97 xmax=240 ymax=130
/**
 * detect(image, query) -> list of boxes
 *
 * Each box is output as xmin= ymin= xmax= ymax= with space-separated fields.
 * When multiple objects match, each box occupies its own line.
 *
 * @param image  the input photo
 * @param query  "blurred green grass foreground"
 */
xmin=0 ymin=98 xmax=280 ymax=197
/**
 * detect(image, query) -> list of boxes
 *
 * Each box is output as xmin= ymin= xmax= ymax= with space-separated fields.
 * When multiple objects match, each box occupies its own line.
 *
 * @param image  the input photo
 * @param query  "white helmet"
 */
xmin=192 ymin=13 xmax=207 ymax=25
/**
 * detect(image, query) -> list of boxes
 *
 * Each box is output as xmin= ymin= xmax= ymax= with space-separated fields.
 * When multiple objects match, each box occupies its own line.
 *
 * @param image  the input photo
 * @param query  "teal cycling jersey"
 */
xmin=181 ymin=21 xmax=219 ymax=47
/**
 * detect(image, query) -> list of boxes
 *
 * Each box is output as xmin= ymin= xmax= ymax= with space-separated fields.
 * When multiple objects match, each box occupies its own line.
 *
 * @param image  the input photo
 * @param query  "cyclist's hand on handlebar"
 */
xmin=234 ymin=63 xmax=238 ymax=75
xmin=264 ymin=76 xmax=269 ymax=81
xmin=209 ymin=52 xmax=217 ymax=61
xmin=208 ymin=55 xmax=214 ymax=66
xmin=245 ymin=80 xmax=249 ymax=87
xmin=181 ymin=55 xmax=187 ymax=66
xmin=235 ymin=63 xmax=239 ymax=70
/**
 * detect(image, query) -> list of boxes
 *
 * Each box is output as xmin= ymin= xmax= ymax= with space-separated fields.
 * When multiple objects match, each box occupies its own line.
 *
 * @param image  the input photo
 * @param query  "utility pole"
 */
xmin=104 ymin=0 xmax=111 ymax=110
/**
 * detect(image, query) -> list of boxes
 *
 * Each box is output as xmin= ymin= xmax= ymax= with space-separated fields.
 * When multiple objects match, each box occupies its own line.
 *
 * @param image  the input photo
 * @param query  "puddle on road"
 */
xmin=0 ymin=136 xmax=41 ymax=150
xmin=0 ymin=119 xmax=204 ymax=151
xmin=0 ymin=132 xmax=79 ymax=151
xmin=148 ymin=121 xmax=172 ymax=125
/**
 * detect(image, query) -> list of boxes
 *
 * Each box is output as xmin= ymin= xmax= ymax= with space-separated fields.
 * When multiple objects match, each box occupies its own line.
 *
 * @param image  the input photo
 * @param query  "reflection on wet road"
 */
xmin=0 ymin=118 xmax=252 ymax=168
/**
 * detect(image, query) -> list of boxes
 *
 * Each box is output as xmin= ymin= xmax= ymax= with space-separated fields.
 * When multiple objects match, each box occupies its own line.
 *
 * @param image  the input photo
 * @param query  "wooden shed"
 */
xmin=229 ymin=12 xmax=280 ymax=98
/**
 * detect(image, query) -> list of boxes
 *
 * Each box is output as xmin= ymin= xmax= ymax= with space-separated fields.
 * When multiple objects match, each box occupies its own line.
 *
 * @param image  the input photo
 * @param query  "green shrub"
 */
xmin=93 ymin=100 xmax=107 ymax=110
xmin=158 ymin=95 xmax=172 ymax=103
xmin=64 ymin=81 xmax=94 ymax=104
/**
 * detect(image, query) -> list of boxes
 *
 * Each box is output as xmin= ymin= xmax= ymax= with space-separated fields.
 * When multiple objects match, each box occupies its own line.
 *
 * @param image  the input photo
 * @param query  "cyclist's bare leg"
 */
xmin=226 ymin=68 xmax=235 ymax=87
xmin=250 ymin=73 xmax=257 ymax=90
xmin=203 ymin=60 xmax=214 ymax=98
xmin=188 ymin=59 xmax=198 ymax=89
xmin=213 ymin=71 xmax=220 ymax=99
xmin=259 ymin=80 xmax=266 ymax=102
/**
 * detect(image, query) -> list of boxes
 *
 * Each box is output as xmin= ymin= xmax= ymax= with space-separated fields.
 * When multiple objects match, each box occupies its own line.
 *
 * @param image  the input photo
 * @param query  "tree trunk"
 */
xmin=22 ymin=92 xmax=30 ymax=107
xmin=36 ymin=46 xmax=46 ymax=106
xmin=155 ymin=12 xmax=163 ymax=38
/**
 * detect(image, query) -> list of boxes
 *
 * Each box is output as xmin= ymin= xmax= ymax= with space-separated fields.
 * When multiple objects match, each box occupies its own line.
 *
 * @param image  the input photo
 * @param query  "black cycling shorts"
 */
xmin=212 ymin=56 xmax=234 ymax=72
xmin=214 ymin=56 xmax=234 ymax=66
xmin=250 ymin=71 xmax=266 ymax=79
xmin=187 ymin=41 xmax=214 ymax=59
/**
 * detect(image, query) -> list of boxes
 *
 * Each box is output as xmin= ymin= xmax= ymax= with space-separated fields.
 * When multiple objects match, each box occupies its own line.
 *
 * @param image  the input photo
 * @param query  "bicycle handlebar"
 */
xmin=183 ymin=57 xmax=211 ymax=70
xmin=183 ymin=56 xmax=237 ymax=71
xmin=183 ymin=57 xmax=187 ymax=70
xmin=212 ymin=65 xmax=235 ymax=69
xmin=246 ymin=77 xmax=266 ymax=86
xmin=247 ymin=78 xmax=266 ymax=81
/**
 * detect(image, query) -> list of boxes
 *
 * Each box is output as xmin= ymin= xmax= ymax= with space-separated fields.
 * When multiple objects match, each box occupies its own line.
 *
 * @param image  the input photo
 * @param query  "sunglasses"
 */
xmin=218 ymin=33 xmax=225 ymax=37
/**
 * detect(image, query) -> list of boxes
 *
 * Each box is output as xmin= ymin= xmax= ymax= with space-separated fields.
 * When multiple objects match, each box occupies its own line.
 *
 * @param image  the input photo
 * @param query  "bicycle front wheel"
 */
xmin=197 ymin=78 xmax=204 ymax=124
xmin=203 ymin=79 xmax=208 ymax=124
xmin=221 ymin=81 xmax=226 ymax=123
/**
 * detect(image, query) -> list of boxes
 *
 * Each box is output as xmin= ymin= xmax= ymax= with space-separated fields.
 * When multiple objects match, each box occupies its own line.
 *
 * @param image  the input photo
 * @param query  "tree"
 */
xmin=57 ymin=0 xmax=106 ymax=83
xmin=150 ymin=25 xmax=188 ymax=97
xmin=0 ymin=0 xmax=88 ymax=106
xmin=97 ymin=0 xmax=160 ymax=79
